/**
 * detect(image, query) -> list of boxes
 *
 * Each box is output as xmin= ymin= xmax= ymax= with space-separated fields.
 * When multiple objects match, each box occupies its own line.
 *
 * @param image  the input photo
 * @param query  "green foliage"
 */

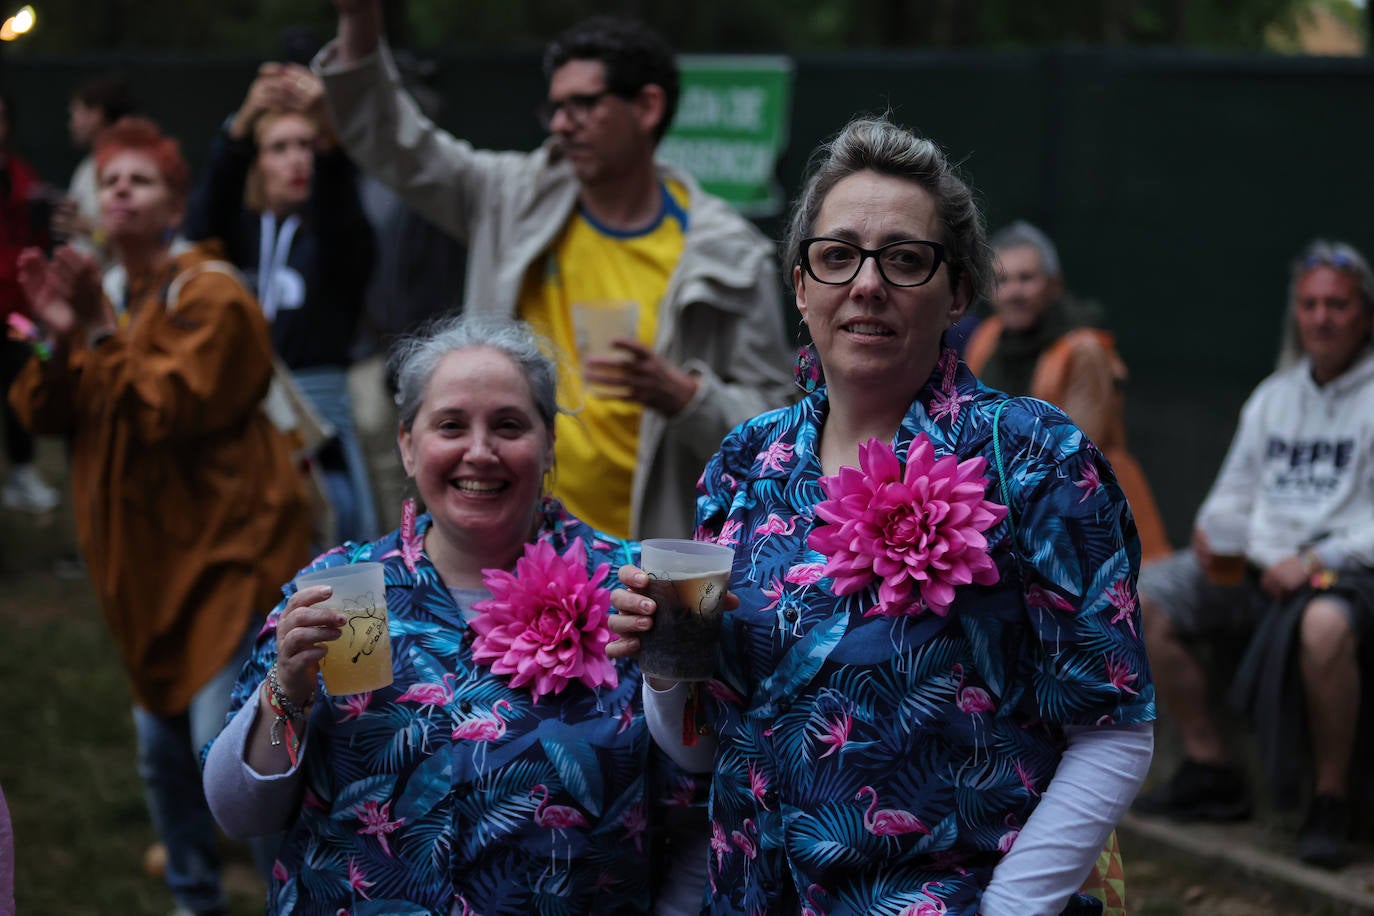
xmin=6 ymin=0 xmax=1358 ymax=54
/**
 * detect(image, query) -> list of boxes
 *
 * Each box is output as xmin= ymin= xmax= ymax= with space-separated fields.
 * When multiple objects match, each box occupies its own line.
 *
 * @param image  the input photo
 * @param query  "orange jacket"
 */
xmin=9 ymin=243 xmax=311 ymax=714
xmin=966 ymin=317 xmax=1170 ymax=561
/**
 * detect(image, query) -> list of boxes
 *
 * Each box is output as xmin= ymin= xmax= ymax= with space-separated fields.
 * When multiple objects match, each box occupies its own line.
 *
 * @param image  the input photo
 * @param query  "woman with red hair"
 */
xmin=8 ymin=116 xmax=311 ymax=916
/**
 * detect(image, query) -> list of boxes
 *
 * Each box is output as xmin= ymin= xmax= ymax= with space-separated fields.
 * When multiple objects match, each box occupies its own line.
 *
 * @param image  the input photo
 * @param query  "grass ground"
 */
xmin=0 ymin=443 xmax=262 ymax=915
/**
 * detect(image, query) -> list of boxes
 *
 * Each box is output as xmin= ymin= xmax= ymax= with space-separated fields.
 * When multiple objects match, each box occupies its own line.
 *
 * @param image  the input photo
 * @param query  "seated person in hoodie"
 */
xmin=1133 ymin=239 xmax=1374 ymax=872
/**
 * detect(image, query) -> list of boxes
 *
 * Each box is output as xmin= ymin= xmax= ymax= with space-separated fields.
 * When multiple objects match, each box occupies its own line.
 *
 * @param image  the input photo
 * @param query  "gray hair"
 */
xmin=390 ymin=314 xmax=560 ymax=432
xmin=782 ymin=115 xmax=992 ymax=303
xmin=1276 ymin=239 xmax=1374 ymax=371
xmin=989 ymin=220 xmax=1061 ymax=278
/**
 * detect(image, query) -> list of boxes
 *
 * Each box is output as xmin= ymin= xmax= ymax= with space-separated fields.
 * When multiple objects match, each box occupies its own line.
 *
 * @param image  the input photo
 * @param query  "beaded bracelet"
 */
xmin=264 ymin=662 xmax=315 ymax=767
xmin=7 ymin=313 xmax=52 ymax=362
xmin=1303 ymin=550 xmax=1338 ymax=591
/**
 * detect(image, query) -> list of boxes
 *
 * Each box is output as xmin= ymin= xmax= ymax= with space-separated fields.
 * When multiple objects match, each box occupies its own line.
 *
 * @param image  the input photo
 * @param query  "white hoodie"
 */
xmin=1197 ymin=346 xmax=1374 ymax=570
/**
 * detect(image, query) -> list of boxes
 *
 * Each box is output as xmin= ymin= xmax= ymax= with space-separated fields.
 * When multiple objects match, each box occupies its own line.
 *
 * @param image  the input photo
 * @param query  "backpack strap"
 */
xmin=163 ymin=259 xmax=243 ymax=311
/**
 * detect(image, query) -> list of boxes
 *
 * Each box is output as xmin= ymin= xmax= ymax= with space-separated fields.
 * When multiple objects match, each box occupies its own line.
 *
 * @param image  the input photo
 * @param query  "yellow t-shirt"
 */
xmin=517 ymin=180 xmax=689 ymax=538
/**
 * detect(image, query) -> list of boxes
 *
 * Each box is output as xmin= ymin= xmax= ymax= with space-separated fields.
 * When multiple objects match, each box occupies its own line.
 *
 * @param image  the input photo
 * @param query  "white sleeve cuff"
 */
xmin=643 ymin=680 xmax=718 ymax=773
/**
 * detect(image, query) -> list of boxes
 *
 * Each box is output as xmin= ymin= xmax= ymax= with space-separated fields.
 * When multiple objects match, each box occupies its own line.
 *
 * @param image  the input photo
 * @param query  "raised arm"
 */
xmin=314 ymin=9 xmax=534 ymax=245
xmin=332 ymin=0 xmax=383 ymax=65
xmin=182 ymin=117 xmax=254 ymax=252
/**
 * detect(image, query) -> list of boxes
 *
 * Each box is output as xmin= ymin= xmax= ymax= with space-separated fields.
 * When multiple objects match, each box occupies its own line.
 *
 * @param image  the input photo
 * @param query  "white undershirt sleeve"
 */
xmin=642 ymin=680 xmax=718 ymax=773
xmin=978 ymin=721 xmax=1153 ymax=916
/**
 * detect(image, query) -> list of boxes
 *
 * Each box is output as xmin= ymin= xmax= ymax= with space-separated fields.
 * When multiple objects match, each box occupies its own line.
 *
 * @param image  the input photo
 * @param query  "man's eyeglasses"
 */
xmin=799 ymin=237 xmax=948 ymax=288
xmin=537 ymin=89 xmax=617 ymax=129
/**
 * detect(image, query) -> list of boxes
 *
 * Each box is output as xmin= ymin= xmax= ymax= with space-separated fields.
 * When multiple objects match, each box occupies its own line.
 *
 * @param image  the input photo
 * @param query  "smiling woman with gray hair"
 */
xmin=205 ymin=313 xmax=710 ymax=914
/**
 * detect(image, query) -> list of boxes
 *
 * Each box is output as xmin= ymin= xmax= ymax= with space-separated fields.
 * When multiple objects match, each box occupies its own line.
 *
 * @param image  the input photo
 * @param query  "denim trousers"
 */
xmin=132 ymin=624 xmax=256 ymax=914
xmin=293 ymin=365 xmax=379 ymax=544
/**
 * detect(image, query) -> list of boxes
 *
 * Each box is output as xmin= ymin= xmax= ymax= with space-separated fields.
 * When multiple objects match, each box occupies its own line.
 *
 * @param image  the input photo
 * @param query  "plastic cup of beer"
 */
xmin=1199 ymin=513 xmax=1247 ymax=587
xmin=637 ymin=538 xmax=735 ymax=681
xmin=571 ymin=299 xmax=639 ymax=398
xmin=295 ymin=562 xmax=394 ymax=694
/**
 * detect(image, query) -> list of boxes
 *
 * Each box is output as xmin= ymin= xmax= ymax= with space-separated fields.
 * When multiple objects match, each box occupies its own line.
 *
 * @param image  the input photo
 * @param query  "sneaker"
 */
xmin=1 ymin=465 xmax=59 ymax=513
xmin=1297 ymin=794 xmax=1351 ymax=870
xmin=142 ymin=840 xmax=167 ymax=878
xmin=1132 ymin=757 xmax=1252 ymax=821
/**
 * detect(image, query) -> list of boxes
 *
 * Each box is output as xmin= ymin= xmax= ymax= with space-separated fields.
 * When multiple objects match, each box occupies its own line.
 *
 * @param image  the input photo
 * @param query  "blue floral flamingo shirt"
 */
xmin=692 ymin=352 xmax=1155 ymax=916
xmin=220 ymin=501 xmax=705 ymax=915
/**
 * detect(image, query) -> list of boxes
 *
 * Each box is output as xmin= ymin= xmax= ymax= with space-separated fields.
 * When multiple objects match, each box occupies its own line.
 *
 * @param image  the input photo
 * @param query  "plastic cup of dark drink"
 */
xmin=637 ymin=538 xmax=734 ymax=681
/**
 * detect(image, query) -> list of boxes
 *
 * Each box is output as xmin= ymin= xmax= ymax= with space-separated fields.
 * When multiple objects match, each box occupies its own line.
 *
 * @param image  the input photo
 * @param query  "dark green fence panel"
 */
xmin=4 ymin=47 xmax=1372 ymax=546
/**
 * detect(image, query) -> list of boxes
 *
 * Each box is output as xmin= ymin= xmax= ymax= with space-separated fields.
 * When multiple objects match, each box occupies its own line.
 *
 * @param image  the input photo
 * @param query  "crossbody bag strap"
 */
xmin=992 ymin=396 xmax=1016 ymax=541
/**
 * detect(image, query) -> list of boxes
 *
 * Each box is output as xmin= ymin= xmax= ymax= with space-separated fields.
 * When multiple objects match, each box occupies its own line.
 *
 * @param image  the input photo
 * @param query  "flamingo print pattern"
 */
xmin=215 ymin=502 xmax=707 ymax=914
xmin=450 ymin=698 xmax=512 ymax=742
xmin=395 ymin=670 xmax=457 ymax=714
xmin=530 ymin=783 xmax=590 ymax=831
xmin=856 ymin=786 xmax=930 ymax=838
xmin=690 ymin=350 xmax=1155 ymax=914
xmin=951 ymin=664 xmax=994 ymax=715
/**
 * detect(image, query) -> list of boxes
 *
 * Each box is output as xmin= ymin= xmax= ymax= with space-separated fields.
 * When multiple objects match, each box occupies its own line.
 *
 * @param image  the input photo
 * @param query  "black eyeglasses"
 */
xmin=536 ymin=89 xmax=618 ymax=129
xmin=800 ymin=237 xmax=948 ymax=288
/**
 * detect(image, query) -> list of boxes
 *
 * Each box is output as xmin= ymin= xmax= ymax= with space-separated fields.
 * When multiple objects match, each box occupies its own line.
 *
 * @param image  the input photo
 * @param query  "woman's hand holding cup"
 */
xmin=608 ymin=561 xmax=738 ymax=691
xmin=274 ymin=585 xmax=345 ymax=705
xmin=607 ymin=564 xmax=657 ymax=658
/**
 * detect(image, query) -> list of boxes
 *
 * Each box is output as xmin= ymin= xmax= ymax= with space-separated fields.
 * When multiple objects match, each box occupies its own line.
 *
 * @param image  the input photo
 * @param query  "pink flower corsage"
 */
xmin=470 ymin=538 xmax=618 ymax=701
xmin=807 ymin=434 xmax=1008 ymax=617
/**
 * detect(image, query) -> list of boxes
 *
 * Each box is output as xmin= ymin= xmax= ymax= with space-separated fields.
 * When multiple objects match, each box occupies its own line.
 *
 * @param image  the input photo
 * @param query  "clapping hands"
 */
xmin=17 ymin=245 xmax=109 ymax=347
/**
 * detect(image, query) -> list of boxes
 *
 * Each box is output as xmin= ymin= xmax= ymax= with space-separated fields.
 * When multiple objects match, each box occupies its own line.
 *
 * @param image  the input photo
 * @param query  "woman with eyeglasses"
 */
xmin=607 ymin=116 xmax=1155 ymax=915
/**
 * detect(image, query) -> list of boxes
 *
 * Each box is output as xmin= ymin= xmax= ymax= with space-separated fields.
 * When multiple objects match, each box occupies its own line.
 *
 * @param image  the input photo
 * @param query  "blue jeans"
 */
xmin=293 ymin=366 xmax=379 ymax=544
xmin=132 ymin=625 xmax=254 ymax=914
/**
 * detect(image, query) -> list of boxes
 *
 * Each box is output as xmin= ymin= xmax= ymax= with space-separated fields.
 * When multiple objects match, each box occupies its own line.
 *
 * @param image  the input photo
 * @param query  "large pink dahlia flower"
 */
xmin=807 ymin=435 xmax=1007 ymax=617
xmin=470 ymin=538 xmax=617 ymax=701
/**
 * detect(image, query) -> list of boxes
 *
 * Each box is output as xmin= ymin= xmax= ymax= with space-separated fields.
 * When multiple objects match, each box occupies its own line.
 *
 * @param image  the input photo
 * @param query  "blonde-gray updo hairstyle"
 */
xmin=783 ymin=115 xmax=992 ymax=305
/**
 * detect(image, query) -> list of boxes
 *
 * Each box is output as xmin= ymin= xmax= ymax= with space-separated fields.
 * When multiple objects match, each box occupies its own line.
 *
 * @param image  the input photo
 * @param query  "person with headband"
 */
xmin=1136 ymin=239 xmax=1374 ymax=871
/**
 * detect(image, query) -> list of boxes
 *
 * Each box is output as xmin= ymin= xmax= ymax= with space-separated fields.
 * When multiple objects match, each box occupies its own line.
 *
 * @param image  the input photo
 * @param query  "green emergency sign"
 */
xmin=659 ymin=55 xmax=794 ymax=217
